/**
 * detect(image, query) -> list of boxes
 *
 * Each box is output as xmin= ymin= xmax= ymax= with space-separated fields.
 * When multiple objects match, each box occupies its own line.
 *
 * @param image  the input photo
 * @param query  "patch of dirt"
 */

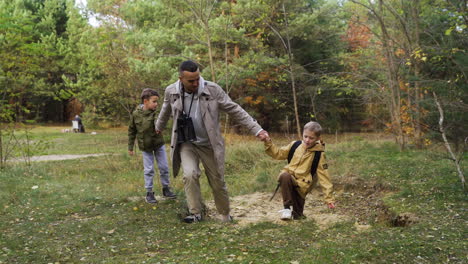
xmin=332 ymin=175 xmax=400 ymax=226
xmin=128 ymin=176 xmax=409 ymax=229
xmin=205 ymin=192 xmax=350 ymax=229
xmin=391 ymin=212 xmax=419 ymax=227
xmin=10 ymin=154 xmax=108 ymax=162
xmin=202 ymin=176 xmax=402 ymax=229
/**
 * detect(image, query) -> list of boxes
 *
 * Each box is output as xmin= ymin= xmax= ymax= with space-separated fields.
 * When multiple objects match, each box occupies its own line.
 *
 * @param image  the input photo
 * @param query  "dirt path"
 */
xmin=137 ymin=176 xmax=395 ymax=229
xmin=10 ymin=153 xmax=108 ymax=162
xmin=129 ymin=177 xmax=396 ymax=229
xmin=205 ymin=191 xmax=351 ymax=229
xmin=204 ymin=177 xmax=397 ymax=229
xmin=91 ymin=176 xmax=405 ymax=231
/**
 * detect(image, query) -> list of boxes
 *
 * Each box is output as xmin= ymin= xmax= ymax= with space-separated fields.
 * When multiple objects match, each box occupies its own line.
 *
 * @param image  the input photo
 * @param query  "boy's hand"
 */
xmin=128 ymin=150 xmax=134 ymax=156
xmin=327 ymin=203 xmax=335 ymax=209
xmin=155 ymin=130 xmax=161 ymax=134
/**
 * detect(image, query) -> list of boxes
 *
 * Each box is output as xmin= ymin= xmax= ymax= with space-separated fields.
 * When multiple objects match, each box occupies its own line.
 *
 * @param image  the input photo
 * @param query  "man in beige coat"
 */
xmin=155 ymin=60 xmax=269 ymax=223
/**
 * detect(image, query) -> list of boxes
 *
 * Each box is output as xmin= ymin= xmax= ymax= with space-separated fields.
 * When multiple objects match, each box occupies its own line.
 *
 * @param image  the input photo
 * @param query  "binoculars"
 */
xmin=177 ymin=114 xmax=197 ymax=143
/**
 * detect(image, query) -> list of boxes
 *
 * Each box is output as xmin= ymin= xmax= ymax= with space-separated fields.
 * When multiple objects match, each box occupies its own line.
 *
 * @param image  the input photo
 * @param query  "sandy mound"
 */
xmin=206 ymin=192 xmax=351 ymax=229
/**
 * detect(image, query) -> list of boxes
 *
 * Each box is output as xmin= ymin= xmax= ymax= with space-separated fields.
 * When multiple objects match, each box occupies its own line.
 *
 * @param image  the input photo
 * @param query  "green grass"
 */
xmin=0 ymin=127 xmax=466 ymax=263
xmin=12 ymin=126 xmax=129 ymax=155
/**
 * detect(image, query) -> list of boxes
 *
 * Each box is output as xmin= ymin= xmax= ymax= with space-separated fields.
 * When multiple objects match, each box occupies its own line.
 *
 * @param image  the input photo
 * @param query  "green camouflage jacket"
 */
xmin=128 ymin=105 xmax=164 ymax=152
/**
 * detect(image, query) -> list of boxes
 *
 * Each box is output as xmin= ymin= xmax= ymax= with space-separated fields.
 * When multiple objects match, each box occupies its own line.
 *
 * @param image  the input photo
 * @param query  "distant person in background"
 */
xmin=128 ymin=88 xmax=176 ymax=204
xmin=73 ymin=115 xmax=85 ymax=133
xmin=264 ymin=121 xmax=335 ymax=220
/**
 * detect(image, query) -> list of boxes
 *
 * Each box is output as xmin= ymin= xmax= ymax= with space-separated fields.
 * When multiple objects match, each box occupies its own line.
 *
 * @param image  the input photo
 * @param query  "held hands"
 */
xmin=128 ymin=150 xmax=134 ymax=156
xmin=256 ymin=130 xmax=270 ymax=142
xmin=327 ymin=203 xmax=336 ymax=209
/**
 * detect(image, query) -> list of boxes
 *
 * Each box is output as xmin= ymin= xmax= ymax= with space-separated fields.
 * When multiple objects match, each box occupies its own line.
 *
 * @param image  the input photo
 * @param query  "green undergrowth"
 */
xmin=0 ymin=127 xmax=466 ymax=263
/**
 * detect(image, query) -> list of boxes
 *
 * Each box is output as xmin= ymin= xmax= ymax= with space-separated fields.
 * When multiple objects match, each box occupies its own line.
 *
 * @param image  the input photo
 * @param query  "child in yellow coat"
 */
xmin=264 ymin=121 xmax=335 ymax=220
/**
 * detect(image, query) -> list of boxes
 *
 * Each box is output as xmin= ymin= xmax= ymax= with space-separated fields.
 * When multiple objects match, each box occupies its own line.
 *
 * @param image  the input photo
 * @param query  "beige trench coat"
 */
xmin=155 ymin=80 xmax=263 ymax=177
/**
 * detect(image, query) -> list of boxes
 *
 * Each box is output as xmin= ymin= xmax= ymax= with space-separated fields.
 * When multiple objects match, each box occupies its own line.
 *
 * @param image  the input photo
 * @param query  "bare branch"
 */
xmin=380 ymin=1 xmax=413 ymax=47
xmin=433 ymin=91 xmax=465 ymax=189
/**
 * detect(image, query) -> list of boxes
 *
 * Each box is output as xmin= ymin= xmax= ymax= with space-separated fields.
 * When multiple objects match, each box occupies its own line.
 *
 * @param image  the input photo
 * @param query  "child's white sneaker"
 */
xmin=279 ymin=208 xmax=292 ymax=220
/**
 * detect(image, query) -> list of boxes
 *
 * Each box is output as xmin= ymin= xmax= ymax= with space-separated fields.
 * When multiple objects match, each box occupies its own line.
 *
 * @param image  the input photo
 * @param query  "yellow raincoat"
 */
xmin=265 ymin=140 xmax=335 ymax=203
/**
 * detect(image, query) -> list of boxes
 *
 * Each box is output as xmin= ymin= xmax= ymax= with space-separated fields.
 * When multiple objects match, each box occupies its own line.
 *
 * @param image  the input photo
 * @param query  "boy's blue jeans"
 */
xmin=142 ymin=145 xmax=170 ymax=192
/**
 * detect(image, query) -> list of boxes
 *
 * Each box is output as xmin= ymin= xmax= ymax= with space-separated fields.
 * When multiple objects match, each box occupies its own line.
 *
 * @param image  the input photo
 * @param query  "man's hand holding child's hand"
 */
xmin=128 ymin=150 xmax=134 ymax=156
xmin=328 ymin=203 xmax=335 ymax=209
xmin=257 ymin=130 xmax=270 ymax=142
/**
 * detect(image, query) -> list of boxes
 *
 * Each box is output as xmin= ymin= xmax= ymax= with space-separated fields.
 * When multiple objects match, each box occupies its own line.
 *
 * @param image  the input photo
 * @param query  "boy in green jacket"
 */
xmin=128 ymin=88 xmax=176 ymax=203
xmin=264 ymin=121 xmax=335 ymax=220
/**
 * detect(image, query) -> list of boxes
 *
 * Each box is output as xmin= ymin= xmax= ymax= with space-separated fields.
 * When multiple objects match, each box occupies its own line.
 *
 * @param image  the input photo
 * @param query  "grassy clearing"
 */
xmin=0 ymin=126 xmax=466 ymax=263
xmin=8 ymin=126 xmax=130 ymax=156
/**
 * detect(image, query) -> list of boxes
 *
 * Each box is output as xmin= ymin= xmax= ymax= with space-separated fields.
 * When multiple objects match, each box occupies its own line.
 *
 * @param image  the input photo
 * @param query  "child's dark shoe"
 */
xmin=162 ymin=187 xmax=176 ymax=199
xmin=145 ymin=192 xmax=158 ymax=203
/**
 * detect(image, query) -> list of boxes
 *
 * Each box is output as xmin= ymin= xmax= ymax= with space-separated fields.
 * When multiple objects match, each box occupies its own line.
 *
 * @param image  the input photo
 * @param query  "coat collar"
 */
xmin=304 ymin=140 xmax=325 ymax=152
xmin=169 ymin=79 xmax=211 ymax=114
xmin=136 ymin=104 xmax=154 ymax=116
xmin=169 ymin=78 xmax=211 ymax=96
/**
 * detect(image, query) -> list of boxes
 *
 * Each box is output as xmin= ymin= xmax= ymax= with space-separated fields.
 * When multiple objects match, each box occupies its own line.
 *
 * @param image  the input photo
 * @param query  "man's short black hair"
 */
xmin=141 ymin=88 xmax=159 ymax=103
xmin=179 ymin=60 xmax=199 ymax=75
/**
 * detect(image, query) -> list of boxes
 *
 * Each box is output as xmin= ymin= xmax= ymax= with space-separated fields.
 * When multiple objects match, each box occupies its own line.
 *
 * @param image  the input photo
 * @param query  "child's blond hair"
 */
xmin=303 ymin=121 xmax=322 ymax=136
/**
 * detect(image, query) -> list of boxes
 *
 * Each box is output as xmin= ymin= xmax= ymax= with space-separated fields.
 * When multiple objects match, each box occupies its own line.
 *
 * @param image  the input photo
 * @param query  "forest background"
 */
xmin=0 ymin=0 xmax=466 ymax=160
xmin=0 ymin=1 xmax=467 ymax=262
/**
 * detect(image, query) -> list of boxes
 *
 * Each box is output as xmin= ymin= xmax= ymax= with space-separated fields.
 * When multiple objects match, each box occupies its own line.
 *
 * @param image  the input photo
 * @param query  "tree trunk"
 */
xmin=411 ymin=0 xmax=423 ymax=148
xmin=185 ymin=0 xmax=217 ymax=82
xmin=282 ymin=2 xmax=301 ymax=138
xmin=433 ymin=91 xmax=465 ymax=190
xmin=378 ymin=0 xmax=405 ymax=150
xmin=234 ymin=44 xmax=239 ymax=58
xmin=350 ymin=0 xmax=406 ymax=150
xmin=206 ymin=27 xmax=216 ymax=82
xmin=0 ymin=127 xmax=4 ymax=168
xmin=309 ymin=88 xmax=318 ymax=121
xmin=289 ymin=63 xmax=301 ymax=138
